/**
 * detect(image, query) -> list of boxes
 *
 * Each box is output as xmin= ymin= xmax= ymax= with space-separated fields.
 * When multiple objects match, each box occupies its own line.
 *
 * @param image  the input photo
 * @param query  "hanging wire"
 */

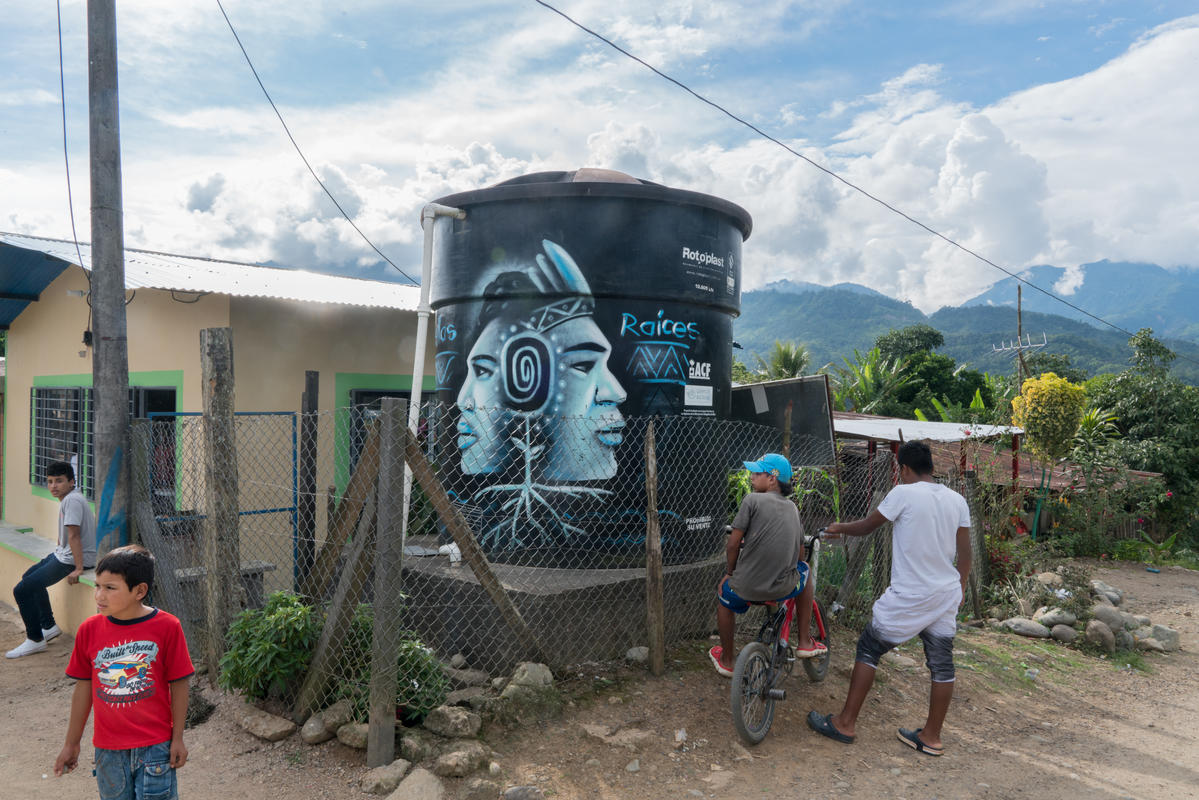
xmin=213 ymin=0 xmax=419 ymax=285
xmin=531 ymin=0 xmax=1199 ymax=368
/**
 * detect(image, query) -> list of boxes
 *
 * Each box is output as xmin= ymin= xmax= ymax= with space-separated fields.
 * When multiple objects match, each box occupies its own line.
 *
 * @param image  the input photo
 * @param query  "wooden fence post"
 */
xmin=962 ymin=470 xmax=987 ymax=619
xmin=200 ymin=327 xmax=239 ymax=682
xmin=296 ymin=370 xmax=319 ymax=585
xmin=368 ymin=399 xmax=406 ymax=766
xmin=400 ymin=428 xmax=549 ymax=665
xmin=644 ymin=420 xmax=665 ymax=676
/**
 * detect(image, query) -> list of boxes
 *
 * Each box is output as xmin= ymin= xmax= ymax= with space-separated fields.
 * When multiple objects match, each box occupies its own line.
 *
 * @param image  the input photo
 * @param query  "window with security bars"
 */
xmin=30 ymin=387 xmax=93 ymax=498
xmin=30 ymin=386 xmax=177 ymax=500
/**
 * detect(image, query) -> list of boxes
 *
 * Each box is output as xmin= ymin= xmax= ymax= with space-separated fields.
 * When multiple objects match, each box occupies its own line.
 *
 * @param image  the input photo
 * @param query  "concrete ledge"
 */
xmin=0 ymin=523 xmax=97 ymax=636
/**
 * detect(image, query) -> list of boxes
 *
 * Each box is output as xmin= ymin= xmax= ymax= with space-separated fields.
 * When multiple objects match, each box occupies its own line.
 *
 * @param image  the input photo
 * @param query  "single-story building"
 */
xmin=0 ymin=231 xmax=429 ymax=634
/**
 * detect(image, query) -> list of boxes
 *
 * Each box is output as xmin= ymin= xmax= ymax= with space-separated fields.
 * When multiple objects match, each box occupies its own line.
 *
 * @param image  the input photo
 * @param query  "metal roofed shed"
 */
xmin=832 ymin=410 xmax=1021 ymax=443
xmin=0 ymin=232 xmax=420 ymax=323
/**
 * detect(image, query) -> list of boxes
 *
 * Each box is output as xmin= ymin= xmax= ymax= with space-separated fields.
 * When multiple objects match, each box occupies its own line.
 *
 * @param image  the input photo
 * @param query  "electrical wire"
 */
xmin=214 ymin=0 xmax=418 ymax=285
xmin=531 ymin=0 xmax=1199 ymax=368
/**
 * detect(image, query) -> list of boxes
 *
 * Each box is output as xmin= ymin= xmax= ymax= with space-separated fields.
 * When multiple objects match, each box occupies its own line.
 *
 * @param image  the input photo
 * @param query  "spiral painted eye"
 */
xmin=502 ymin=334 xmax=552 ymax=412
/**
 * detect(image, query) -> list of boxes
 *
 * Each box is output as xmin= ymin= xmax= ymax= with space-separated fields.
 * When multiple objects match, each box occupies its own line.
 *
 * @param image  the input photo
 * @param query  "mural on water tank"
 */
xmin=451 ymin=240 xmax=628 ymax=548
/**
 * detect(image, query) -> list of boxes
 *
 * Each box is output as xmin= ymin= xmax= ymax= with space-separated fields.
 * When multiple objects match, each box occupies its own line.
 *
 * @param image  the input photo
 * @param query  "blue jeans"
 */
xmin=13 ymin=553 xmax=74 ymax=640
xmin=94 ymin=741 xmax=178 ymax=800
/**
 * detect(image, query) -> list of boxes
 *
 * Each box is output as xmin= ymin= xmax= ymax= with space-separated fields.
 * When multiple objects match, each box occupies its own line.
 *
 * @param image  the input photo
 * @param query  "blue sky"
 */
xmin=2 ymin=1 xmax=1197 ymax=310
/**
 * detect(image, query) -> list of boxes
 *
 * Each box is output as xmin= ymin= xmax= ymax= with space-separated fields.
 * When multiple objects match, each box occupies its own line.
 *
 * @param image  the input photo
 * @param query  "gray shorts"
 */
xmin=855 ymin=621 xmax=956 ymax=682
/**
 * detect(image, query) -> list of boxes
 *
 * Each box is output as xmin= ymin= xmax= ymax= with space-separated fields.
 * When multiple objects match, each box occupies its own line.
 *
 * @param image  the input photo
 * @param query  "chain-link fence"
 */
xmin=128 ymin=402 xmax=989 ymax=731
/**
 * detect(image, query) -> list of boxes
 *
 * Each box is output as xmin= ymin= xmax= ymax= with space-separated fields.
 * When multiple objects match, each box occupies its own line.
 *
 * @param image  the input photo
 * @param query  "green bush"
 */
xmin=219 ymin=592 xmax=321 ymax=701
xmin=331 ymin=604 xmax=450 ymax=724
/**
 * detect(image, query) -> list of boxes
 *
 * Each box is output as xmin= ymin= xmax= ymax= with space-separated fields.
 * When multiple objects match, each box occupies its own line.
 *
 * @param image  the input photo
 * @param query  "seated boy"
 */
xmin=709 ymin=453 xmax=826 ymax=676
xmin=55 ymin=544 xmax=194 ymax=798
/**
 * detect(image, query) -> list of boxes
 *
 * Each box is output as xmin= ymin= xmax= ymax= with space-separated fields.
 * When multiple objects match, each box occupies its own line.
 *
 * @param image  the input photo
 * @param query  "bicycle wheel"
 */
xmin=803 ymin=600 xmax=832 ymax=682
xmin=731 ymin=642 xmax=775 ymax=745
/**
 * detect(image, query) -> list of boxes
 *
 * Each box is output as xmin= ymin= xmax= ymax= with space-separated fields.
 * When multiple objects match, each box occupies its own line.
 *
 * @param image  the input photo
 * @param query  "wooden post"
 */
xmin=293 ymin=488 xmax=378 ymax=721
xmin=296 ymin=370 xmax=319 ymax=585
xmin=88 ymin=0 xmax=130 ymax=546
xmin=643 ymin=420 xmax=665 ymax=676
xmin=400 ymin=427 xmax=549 ymax=664
xmin=962 ymin=470 xmax=987 ymax=619
xmin=368 ymin=399 xmax=406 ymax=766
xmin=782 ymin=400 xmax=793 ymax=459
xmin=200 ymin=327 xmax=239 ymax=681
xmin=299 ymin=421 xmax=381 ymax=600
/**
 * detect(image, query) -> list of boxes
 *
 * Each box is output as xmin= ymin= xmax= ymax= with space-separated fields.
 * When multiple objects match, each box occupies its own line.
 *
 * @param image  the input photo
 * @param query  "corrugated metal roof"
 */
xmin=0 ymin=232 xmax=420 ymax=312
xmin=833 ymin=410 xmax=1022 ymax=443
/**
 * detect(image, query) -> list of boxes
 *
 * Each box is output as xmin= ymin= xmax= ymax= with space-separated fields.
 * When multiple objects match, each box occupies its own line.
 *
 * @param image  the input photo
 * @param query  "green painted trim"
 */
xmin=31 ymin=484 xmax=97 ymax=515
xmin=331 ymin=372 xmax=435 ymax=494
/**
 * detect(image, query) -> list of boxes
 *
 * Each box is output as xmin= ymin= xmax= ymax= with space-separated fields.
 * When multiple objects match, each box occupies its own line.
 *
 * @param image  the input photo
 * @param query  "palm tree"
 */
xmin=827 ymin=347 xmax=913 ymax=413
xmin=754 ymin=340 xmax=811 ymax=380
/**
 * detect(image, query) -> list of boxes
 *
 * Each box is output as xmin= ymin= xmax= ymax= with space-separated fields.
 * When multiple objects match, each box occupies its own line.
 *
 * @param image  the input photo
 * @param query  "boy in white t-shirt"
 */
xmin=806 ymin=441 xmax=971 ymax=757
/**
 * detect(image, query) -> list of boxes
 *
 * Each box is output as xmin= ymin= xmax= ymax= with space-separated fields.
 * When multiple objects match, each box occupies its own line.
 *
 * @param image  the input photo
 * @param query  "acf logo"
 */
xmin=688 ymin=359 xmax=711 ymax=380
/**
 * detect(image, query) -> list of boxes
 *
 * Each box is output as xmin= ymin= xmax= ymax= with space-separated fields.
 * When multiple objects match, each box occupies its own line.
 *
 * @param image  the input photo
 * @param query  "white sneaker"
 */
xmin=42 ymin=625 xmax=62 ymax=642
xmin=5 ymin=638 xmax=48 ymax=658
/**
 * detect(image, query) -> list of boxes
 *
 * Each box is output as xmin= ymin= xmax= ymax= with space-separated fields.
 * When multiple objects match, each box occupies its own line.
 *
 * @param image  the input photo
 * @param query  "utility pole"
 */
xmin=89 ymin=0 xmax=130 ymax=539
xmin=1015 ymin=284 xmax=1029 ymax=385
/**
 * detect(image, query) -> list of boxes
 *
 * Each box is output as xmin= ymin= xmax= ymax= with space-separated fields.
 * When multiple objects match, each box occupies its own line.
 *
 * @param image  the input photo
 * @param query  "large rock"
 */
xmin=1137 ymin=637 xmax=1166 ymax=653
xmin=400 ymin=729 xmax=442 ymax=763
xmin=1035 ymin=572 xmax=1064 ymax=588
xmin=1092 ymin=593 xmax=1114 ymax=607
xmin=1152 ymin=624 xmax=1181 ymax=652
xmin=443 ymin=666 xmax=491 ymax=689
xmin=1002 ymin=618 xmax=1051 ymax=638
xmin=1050 ymin=624 xmax=1077 ymax=643
xmin=1033 ymin=607 xmax=1077 ymax=628
xmin=1091 ymin=580 xmax=1123 ymax=605
xmin=337 ymin=722 xmax=369 ymax=749
xmin=1091 ymin=604 xmax=1127 ymax=633
xmin=503 ymin=788 xmax=544 ymax=800
xmin=386 ymin=767 xmax=444 ymax=800
xmin=626 ymin=646 xmax=649 ymax=663
xmin=238 ymin=704 xmax=297 ymax=742
xmin=423 ymin=705 xmax=481 ymax=738
xmin=431 ymin=740 xmax=490 ymax=777
xmin=320 ymin=698 xmax=355 ymax=731
xmin=1115 ymin=629 xmax=1136 ymax=651
xmin=361 ymin=759 xmax=411 ymax=794
xmin=300 ymin=715 xmax=334 ymax=745
xmin=509 ymin=662 xmax=553 ymax=687
xmin=1085 ymin=620 xmax=1116 ymax=653
xmin=445 ymin=687 xmax=489 ymax=708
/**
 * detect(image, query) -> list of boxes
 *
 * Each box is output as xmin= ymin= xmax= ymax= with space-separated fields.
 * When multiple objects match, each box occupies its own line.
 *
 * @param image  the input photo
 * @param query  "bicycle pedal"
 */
xmin=767 ymin=688 xmax=787 ymax=700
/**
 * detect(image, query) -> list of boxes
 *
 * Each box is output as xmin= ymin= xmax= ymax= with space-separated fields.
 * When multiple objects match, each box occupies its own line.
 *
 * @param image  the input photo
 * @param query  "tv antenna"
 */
xmin=990 ymin=285 xmax=1046 ymax=382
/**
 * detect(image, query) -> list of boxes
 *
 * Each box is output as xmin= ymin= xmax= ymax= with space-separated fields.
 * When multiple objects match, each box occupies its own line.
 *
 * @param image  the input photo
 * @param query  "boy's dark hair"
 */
xmin=897 ymin=440 xmax=935 ymax=475
xmin=47 ymin=460 xmax=75 ymax=482
xmin=96 ymin=544 xmax=156 ymax=594
xmin=777 ymin=479 xmax=794 ymax=497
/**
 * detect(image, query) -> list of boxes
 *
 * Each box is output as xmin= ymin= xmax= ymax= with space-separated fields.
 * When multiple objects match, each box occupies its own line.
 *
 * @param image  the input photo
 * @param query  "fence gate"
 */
xmin=136 ymin=411 xmax=298 ymax=640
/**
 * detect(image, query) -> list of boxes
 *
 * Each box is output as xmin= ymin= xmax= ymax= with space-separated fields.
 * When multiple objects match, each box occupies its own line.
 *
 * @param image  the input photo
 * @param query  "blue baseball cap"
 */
xmin=743 ymin=453 xmax=792 ymax=484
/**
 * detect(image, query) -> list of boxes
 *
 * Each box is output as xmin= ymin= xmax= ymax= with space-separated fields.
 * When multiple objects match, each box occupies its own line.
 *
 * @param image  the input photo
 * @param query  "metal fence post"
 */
xmin=296 ymin=370 xmax=319 ymax=585
xmin=200 ymin=327 xmax=239 ymax=681
xmin=368 ymin=399 xmax=405 ymax=766
xmin=644 ymin=419 xmax=665 ymax=676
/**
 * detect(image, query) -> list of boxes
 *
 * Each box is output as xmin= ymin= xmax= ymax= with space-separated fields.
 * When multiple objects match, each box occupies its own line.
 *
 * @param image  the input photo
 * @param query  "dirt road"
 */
xmin=3 ymin=560 xmax=1197 ymax=799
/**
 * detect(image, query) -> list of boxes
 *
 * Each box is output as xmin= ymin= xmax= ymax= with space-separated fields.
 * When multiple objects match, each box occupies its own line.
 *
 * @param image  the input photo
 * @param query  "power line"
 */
xmin=214 ymin=0 xmax=418 ymax=285
xmin=531 ymin=0 xmax=1199 ymax=369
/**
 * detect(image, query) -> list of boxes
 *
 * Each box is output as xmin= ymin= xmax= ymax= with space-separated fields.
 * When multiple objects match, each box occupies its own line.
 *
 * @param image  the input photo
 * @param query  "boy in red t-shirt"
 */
xmin=55 ymin=545 xmax=194 ymax=799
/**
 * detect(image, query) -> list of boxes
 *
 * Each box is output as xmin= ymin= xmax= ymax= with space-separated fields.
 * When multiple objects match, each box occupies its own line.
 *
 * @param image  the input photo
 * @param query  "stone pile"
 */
xmin=997 ymin=575 xmax=1181 ymax=655
xmin=235 ymin=656 xmax=564 ymax=800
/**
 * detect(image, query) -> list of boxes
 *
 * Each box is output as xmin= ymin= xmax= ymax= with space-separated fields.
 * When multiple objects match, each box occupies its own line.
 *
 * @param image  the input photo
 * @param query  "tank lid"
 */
xmin=435 ymin=169 xmax=752 ymax=240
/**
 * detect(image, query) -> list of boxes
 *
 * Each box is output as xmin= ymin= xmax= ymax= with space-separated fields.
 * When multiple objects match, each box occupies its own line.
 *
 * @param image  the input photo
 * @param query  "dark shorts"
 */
xmin=718 ymin=562 xmax=809 ymax=614
xmin=855 ymin=621 xmax=956 ymax=682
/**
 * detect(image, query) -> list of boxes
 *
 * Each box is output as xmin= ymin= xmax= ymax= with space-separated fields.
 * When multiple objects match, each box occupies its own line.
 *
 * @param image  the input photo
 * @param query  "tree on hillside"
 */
xmin=753 ymin=340 xmax=811 ymax=380
xmin=875 ymin=323 xmax=944 ymax=362
xmin=1086 ymin=329 xmax=1199 ymax=542
xmin=731 ymin=360 xmax=755 ymax=385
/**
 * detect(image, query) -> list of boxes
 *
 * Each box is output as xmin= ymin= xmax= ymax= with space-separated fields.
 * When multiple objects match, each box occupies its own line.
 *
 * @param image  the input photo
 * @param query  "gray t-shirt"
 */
xmin=54 ymin=489 xmax=97 ymax=568
xmin=729 ymin=491 xmax=803 ymax=601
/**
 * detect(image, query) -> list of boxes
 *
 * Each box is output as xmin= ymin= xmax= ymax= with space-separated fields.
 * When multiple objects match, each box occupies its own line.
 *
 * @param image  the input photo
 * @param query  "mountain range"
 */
xmin=735 ymin=262 xmax=1199 ymax=384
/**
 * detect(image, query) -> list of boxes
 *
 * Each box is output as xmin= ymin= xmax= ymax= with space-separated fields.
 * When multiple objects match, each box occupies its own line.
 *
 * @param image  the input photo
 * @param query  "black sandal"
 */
xmin=806 ymin=711 xmax=855 ymax=744
xmin=897 ymin=727 xmax=943 ymax=756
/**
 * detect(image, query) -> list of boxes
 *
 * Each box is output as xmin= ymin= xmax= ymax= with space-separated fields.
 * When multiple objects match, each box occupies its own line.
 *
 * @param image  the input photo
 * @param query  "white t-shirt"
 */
xmin=876 ymin=481 xmax=971 ymax=596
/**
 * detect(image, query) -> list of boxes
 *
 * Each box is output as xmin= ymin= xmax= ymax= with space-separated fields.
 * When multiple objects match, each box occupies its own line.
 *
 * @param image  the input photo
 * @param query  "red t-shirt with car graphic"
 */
xmin=66 ymin=608 xmax=194 ymax=749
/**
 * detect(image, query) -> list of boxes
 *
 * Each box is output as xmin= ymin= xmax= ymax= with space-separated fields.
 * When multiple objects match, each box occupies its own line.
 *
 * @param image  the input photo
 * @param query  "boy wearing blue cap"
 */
xmin=710 ymin=453 xmax=825 ymax=676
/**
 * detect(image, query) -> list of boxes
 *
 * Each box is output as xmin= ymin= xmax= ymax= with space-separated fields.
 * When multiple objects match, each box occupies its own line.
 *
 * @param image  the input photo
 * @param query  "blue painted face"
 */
xmin=457 ymin=317 xmax=516 ymax=475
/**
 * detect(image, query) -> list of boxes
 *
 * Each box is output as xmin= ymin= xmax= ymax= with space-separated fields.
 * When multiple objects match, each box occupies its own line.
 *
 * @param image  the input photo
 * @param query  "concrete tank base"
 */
xmin=400 ymin=543 xmax=722 ymax=674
